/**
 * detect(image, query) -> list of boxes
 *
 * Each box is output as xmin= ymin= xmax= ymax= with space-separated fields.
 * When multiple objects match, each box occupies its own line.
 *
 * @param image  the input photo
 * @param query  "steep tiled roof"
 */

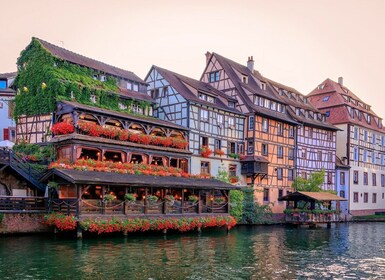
xmin=118 ymin=88 xmax=155 ymax=103
xmin=36 ymin=38 xmax=145 ymax=84
xmin=308 ymin=78 xmax=385 ymax=133
xmin=0 ymin=72 xmax=17 ymax=79
xmin=152 ymin=65 xmax=242 ymax=115
xmin=210 ymin=53 xmax=334 ymax=127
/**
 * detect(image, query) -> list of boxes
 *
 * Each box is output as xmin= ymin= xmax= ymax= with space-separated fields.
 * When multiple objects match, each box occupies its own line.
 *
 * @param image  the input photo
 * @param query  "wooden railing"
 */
xmin=285 ymin=213 xmax=341 ymax=223
xmin=50 ymin=199 xmax=78 ymax=215
xmin=0 ymin=196 xmax=47 ymax=213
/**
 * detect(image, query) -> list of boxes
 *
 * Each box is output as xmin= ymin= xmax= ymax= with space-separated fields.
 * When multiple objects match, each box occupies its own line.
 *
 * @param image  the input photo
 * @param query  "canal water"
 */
xmin=0 ymin=223 xmax=384 ymax=279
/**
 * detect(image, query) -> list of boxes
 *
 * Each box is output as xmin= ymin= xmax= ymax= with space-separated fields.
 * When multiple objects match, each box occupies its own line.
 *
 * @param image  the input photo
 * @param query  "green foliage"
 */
xmin=216 ymin=164 xmax=230 ymax=183
xmin=13 ymin=38 xmax=151 ymax=118
xmin=13 ymin=143 xmax=55 ymax=162
xmin=241 ymin=187 xmax=272 ymax=224
xmin=124 ymin=193 xmax=136 ymax=202
xmin=0 ymin=213 xmax=3 ymax=224
xmin=292 ymin=169 xmax=325 ymax=192
xmin=47 ymin=181 xmax=59 ymax=189
xmin=230 ymin=190 xmax=243 ymax=222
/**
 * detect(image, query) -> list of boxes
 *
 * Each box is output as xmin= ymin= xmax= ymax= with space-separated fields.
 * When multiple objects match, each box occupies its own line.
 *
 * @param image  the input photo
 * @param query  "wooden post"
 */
xmin=181 ymin=189 xmax=184 ymax=214
xmin=101 ymin=186 xmax=105 ymax=215
xmin=76 ymin=184 xmax=81 ymax=217
xmin=198 ymin=190 xmax=202 ymax=214
xmin=227 ymin=190 xmax=231 ymax=214
xmin=211 ymin=190 xmax=214 ymax=213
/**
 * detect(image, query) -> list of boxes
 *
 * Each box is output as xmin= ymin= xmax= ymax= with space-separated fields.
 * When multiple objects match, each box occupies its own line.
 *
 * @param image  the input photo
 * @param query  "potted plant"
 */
xmin=104 ymin=193 xmax=115 ymax=203
xmin=146 ymin=195 xmax=158 ymax=205
xmin=164 ymin=195 xmax=175 ymax=206
xmin=200 ymin=146 xmax=213 ymax=158
xmin=188 ymin=195 xmax=199 ymax=203
xmin=124 ymin=193 xmax=136 ymax=203
xmin=214 ymin=197 xmax=225 ymax=204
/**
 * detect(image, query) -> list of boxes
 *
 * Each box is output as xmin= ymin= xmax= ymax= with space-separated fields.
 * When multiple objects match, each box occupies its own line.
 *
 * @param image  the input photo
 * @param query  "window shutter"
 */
xmin=3 ymin=128 xmax=9 ymax=140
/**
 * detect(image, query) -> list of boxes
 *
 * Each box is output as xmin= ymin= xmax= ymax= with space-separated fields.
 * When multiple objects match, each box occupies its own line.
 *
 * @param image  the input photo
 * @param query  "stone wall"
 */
xmin=350 ymin=209 xmax=385 ymax=216
xmin=0 ymin=213 xmax=50 ymax=234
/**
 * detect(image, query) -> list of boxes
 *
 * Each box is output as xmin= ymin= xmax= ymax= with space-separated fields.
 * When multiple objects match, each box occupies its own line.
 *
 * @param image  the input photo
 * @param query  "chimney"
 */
xmin=205 ymin=51 xmax=211 ymax=64
xmin=247 ymin=56 xmax=254 ymax=72
xmin=338 ymin=76 xmax=343 ymax=85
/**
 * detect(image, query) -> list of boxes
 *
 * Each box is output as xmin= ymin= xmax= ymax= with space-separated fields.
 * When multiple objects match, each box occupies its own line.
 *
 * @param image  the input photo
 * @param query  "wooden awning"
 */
xmin=41 ymin=168 xmax=241 ymax=190
xmin=279 ymin=191 xmax=347 ymax=202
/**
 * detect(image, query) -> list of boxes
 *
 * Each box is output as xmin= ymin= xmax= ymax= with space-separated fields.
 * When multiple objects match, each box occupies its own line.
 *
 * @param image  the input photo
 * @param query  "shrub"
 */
xmin=230 ymin=190 xmax=243 ymax=222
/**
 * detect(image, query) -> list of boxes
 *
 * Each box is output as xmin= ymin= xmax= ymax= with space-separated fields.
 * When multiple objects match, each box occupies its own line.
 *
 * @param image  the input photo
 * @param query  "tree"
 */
xmin=292 ymin=170 xmax=325 ymax=192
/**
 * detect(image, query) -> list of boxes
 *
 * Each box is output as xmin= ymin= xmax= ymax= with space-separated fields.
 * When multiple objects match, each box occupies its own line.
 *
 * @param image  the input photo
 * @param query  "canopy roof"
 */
xmin=41 ymin=169 xmax=240 ymax=190
xmin=279 ymin=191 xmax=347 ymax=202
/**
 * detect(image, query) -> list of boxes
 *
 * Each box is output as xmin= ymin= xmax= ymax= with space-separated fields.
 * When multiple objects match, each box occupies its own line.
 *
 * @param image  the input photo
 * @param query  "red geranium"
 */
xmin=51 ymin=122 xmax=75 ymax=135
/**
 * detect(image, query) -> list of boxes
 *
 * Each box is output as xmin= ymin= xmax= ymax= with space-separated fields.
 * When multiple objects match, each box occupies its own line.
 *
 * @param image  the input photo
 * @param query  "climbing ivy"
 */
xmin=13 ymin=38 xmax=151 ymax=118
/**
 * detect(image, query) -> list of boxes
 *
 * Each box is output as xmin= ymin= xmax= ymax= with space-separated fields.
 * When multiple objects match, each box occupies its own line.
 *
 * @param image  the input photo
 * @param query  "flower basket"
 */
xmin=51 ymin=122 xmax=75 ymax=135
xmin=164 ymin=195 xmax=175 ymax=206
xmin=124 ymin=193 xmax=136 ymax=202
xmin=146 ymin=195 xmax=158 ymax=205
xmin=104 ymin=194 xmax=115 ymax=202
xmin=214 ymin=149 xmax=224 ymax=156
xmin=229 ymin=176 xmax=239 ymax=184
xmin=200 ymin=146 xmax=213 ymax=158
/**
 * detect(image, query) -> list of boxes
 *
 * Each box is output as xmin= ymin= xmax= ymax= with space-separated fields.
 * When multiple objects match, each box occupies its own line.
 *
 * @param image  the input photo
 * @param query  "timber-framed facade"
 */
xmin=145 ymin=66 xmax=245 ymax=183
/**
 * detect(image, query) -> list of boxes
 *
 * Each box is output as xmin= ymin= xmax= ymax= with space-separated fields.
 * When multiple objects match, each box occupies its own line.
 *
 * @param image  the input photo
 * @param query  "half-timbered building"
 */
xmin=15 ymin=38 xmax=154 ymax=144
xmin=201 ymin=53 xmax=298 ymax=212
xmin=145 ymin=66 xmax=245 ymax=183
xmin=266 ymin=79 xmax=338 ymax=191
xmin=308 ymin=77 xmax=385 ymax=215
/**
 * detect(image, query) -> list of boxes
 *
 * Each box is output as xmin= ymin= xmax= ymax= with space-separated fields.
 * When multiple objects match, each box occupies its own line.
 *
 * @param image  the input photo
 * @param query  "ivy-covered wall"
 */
xmin=13 ymin=38 xmax=150 ymax=118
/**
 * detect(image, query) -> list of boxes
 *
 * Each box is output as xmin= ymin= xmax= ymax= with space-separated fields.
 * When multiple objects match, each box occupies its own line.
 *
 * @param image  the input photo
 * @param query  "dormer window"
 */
xmin=209 ymin=71 xmax=220 ymax=82
xmin=318 ymin=84 xmax=325 ymax=90
xmin=325 ymin=111 xmax=330 ymax=117
xmin=260 ymin=82 xmax=266 ymax=90
xmin=132 ymin=104 xmax=143 ymax=114
xmin=322 ymin=96 xmax=330 ymax=102
xmin=118 ymin=102 xmax=127 ymax=110
xmin=93 ymin=75 xmax=98 ymax=80
xmin=367 ymin=115 xmax=371 ymax=124
xmin=304 ymin=98 xmax=308 ymax=104
xmin=100 ymin=75 xmax=106 ymax=82
xmin=228 ymin=102 xmax=235 ymax=108
xmin=279 ymin=89 xmax=285 ymax=96
xmin=270 ymin=102 xmax=276 ymax=111
xmin=127 ymin=81 xmax=132 ymax=90
xmin=151 ymin=89 xmax=160 ymax=98
xmin=242 ymin=75 xmax=248 ymax=83
xmin=199 ymin=93 xmax=215 ymax=103
xmin=133 ymin=83 xmax=139 ymax=92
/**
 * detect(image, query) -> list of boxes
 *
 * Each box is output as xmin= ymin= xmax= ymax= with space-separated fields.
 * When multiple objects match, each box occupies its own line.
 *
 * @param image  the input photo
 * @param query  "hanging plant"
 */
xmin=164 ymin=195 xmax=175 ymax=206
xmin=214 ymin=149 xmax=224 ymax=156
xmin=146 ymin=195 xmax=159 ymax=205
xmin=200 ymin=146 xmax=213 ymax=158
xmin=51 ymin=122 xmax=75 ymax=135
xmin=124 ymin=193 xmax=136 ymax=202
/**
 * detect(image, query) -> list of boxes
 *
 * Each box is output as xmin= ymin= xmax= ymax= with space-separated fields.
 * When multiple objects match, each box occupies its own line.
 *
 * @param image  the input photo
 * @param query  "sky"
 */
xmin=2 ymin=0 xmax=385 ymax=117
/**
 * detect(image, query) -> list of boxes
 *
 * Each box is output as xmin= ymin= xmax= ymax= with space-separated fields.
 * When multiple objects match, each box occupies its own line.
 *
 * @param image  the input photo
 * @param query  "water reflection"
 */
xmin=0 ymin=223 xmax=385 ymax=279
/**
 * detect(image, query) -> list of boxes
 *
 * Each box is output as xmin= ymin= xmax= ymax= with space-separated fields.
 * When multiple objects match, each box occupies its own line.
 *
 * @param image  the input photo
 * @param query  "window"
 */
xmin=209 ymin=71 xmax=220 ymax=82
xmin=3 ymin=128 xmax=9 ymax=141
xmin=373 ymin=173 xmax=377 ymax=186
xmin=151 ymin=88 xmax=160 ymax=98
xmin=353 ymin=192 xmax=359 ymax=203
xmin=229 ymin=164 xmax=237 ymax=177
xmin=301 ymin=149 xmax=307 ymax=159
xmin=262 ymin=118 xmax=268 ymax=132
xmin=363 ymin=192 xmax=368 ymax=203
xmin=301 ymin=172 xmax=308 ymax=179
xmin=325 ymin=111 xmax=330 ymax=117
xmin=288 ymin=148 xmax=294 ymax=160
xmin=248 ymin=116 xmax=254 ymax=130
xmin=277 ymin=146 xmax=283 ymax=158
xmin=382 ymin=174 xmax=385 ymax=187
xmin=0 ymin=102 xmax=2 ymax=109
xmin=133 ymin=83 xmax=139 ymax=92
xmin=200 ymin=161 xmax=210 ymax=175
xmin=228 ymin=117 xmax=235 ymax=128
xmin=100 ymin=75 xmax=106 ymax=82
xmin=328 ymin=152 xmax=333 ymax=162
xmin=308 ymin=128 xmax=313 ymax=138
xmin=364 ymin=172 xmax=368 ymax=185
xmin=363 ymin=150 xmax=368 ymax=162
xmin=364 ymin=130 xmax=368 ymax=142
xmin=9 ymin=128 xmax=16 ymax=142
xmin=381 ymin=154 xmax=385 ymax=165
xmin=327 ymin=172 xmax=332 ymax=184
xmin=260 ymin=82 xmax=266 ymax=90
xmin=126 ymin=81 xmax=132 ymax=90
xmin=261 ymin=144 xmax=268 ymax=156
xmin=382 ymin=135 xmax=385 ymax=146
xmin=318 ymin=151 xmax=322 ymax=161
xmin=340 ymin=172 xmax=345 ymax=185
xmin=372 ymin=133 xmax=376 ymax=145
xmin=278 ymin=189 xmax=283 ymax=200
xmin=228 ymin=101 xmax=236 ymax=108
xmin=238 ymin=143 xmax=244 ymax=155
xmin=263 ymin=188 xmax=269 ymax=202
xmin=373 ymin=193 xmax=377 ymax=203
xmin=354 ymin=127 xmax=359 ymax=139
xmin=327 ymin=131 xmax=332 ymax=141
xmin=200 ymin=136 xmax=208 ymax=146
xmin=214 ymin=139 xmax=221 ymax=150
xmin=289 ymin=126 xmax=294 ymax=138
xmin=118 ymin=102 xmax=127 ymax=110
xmin=242 ymin=76 xmax=248 ymax=83
xmin=288 ymin=169 xmax=294 ymax=181
xmin=353 ymin=147 xmax=359 ymax=161
xmin=0 ymin=80 xmax=7 ymax=89
xmin=353 ymin=171 xmax=359 ymax=184
xmin=372 ymin=152 xmax=377 ymax=164
xmin=90 ymin=95 xmax=97 ymax=103
xmin=322 ymin=96 xmax=330 ymax=102
xmin=247 ymin=141 xmax=254 ymax=154
xmin=229 ymin=142 xmax=236 ymax=154
xmin=217 ymin=114 xmax=224 ymax=126
xmin=200 ymin=109 xmax=209 ymax=122
xmin=277 ymin=122 xmax=283 ymax=136
xmin=277 ymin=168 xmax=283 ymax=180
xmin=132 ymin=104 xmax=143 ymax=114
xmin=163 ymin=86 xmax=169 ymax=96
xmin=340 ymin=190 xmax=345 ymax=198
